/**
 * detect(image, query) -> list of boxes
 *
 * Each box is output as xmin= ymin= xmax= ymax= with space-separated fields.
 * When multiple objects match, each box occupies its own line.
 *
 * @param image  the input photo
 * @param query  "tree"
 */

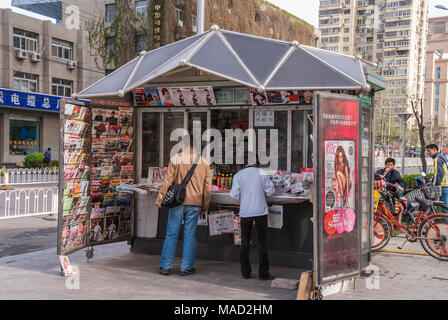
xmin=410 ymin=96 xmax=427 ymax=173
xmin=85 ymin=0 xmax=153 ymax=71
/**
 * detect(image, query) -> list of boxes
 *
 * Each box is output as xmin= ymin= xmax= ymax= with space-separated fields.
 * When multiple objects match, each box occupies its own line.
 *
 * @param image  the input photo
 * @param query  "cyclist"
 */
xmin=374 ymin=158 xmax=405 ymax=188
xmin=426 ymin=143 xmax=448 ymax=213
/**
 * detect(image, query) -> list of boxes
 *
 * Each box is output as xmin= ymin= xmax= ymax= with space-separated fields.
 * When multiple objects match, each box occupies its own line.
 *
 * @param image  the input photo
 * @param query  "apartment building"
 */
xmin=319 ymin=0 xmax=428 ymax=116
xmin=424 ymin=16 xmax=448 ymax=149
xmin=0 ymin=8 xmax=103 ymax=165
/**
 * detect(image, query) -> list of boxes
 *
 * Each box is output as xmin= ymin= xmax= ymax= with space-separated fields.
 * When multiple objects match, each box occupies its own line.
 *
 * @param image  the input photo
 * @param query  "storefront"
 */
xmin=0 ymin=88 xmax=62 ymax=165
xmin=62 ymin=26 xmax=385 ymax=289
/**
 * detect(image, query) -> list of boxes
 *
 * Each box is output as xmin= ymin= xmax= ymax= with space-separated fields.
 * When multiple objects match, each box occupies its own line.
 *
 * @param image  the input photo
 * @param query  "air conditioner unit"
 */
xmin=67 ymin=60 xmax=77 ymax=70
xmin=15 ymin=49 xmax=27 ymax=60
xmin=30 ymin=52 xmax=41 ymax=62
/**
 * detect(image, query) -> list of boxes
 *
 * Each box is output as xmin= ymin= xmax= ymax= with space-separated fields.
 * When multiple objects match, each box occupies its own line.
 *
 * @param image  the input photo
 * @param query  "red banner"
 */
xmin=319 ymin=96 xmax=360 ymax=282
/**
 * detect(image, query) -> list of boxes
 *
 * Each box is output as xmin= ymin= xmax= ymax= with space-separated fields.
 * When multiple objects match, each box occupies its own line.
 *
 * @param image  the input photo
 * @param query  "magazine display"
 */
xmin=89 ymin=107 xmax=134 ymax=244
xmin=60 ymin=102 xmax=91 ymax=254
xmin=59 ymin=101 xmax=135 ymax=256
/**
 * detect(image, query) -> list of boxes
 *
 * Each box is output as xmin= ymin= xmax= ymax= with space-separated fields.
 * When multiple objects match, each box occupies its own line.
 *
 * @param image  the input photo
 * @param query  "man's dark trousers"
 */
xmin=240 ymin=215 xmax=269 ymax=278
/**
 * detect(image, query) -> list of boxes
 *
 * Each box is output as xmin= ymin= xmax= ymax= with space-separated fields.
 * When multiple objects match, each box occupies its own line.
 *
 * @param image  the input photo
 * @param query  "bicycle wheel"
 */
xmin=419 ymin=214 xmax=448 ymax=261
xmin=372 ymin=215 xmax=392 ymax=251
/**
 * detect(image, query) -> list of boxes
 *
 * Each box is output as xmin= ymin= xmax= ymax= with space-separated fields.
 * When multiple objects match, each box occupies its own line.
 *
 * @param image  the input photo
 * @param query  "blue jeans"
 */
xmin=441 ymin=187 xmax=448 ymax=214
xmin=160 ymin=205 xmax=200 ymax=271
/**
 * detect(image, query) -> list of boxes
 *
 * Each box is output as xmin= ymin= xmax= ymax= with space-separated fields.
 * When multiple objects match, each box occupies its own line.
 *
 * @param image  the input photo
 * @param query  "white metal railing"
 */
xmin=375 ymin=157 xmax=434 ymax=170
xmin=0 ymin=188 xmax=58 ymax=219
xmin=0 ymin=168 xmax=58 ymax=185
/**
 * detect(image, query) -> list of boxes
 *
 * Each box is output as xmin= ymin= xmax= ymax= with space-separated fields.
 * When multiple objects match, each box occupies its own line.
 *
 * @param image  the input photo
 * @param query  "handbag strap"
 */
xmin=181 ymin=152 xmax=201 ymax=185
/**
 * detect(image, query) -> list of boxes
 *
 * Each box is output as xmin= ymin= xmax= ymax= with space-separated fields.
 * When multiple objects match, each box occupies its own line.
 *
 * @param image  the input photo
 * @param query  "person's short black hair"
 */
xmin=385 ymin=158 xmax=395 ymax=165
xmin=48 ymin=147 xmax=51 ymax=151
xmin=426 ymin=144 xmax=439 ymax=151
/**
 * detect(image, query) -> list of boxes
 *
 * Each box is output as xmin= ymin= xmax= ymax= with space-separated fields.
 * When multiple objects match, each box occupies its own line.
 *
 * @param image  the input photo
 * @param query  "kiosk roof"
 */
xmin=75 ymin=26 xmax=371 ymax=98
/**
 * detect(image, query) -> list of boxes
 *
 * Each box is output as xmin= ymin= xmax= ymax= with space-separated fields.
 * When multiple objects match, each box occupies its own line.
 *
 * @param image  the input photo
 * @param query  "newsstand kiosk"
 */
xmin=57 ymin=26 xmax=386 ymax=299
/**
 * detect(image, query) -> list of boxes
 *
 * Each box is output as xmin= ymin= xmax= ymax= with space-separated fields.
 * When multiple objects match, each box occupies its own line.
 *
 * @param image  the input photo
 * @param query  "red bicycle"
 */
xmin=372 ymin=182 xmax=448 ymax=261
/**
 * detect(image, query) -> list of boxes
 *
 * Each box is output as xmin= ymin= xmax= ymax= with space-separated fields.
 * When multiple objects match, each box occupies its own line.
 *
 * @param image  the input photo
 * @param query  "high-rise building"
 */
xmin=319 ymin=0 xmax=429 ymax=117
xmin=424 ymin=16 xmax=448 ymax=151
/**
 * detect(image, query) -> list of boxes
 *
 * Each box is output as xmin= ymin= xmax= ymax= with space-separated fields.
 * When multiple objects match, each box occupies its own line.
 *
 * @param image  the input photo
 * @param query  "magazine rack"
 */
xmin=57 ymin=99 xmax=135 ymax=257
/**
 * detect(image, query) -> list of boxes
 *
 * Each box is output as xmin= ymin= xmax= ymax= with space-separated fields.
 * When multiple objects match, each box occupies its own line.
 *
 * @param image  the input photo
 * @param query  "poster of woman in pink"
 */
xmin=158 ymin=87 xmax=175 ymax=106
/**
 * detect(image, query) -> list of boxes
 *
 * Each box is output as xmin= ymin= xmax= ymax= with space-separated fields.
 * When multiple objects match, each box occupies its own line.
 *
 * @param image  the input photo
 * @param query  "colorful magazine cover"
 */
xmin=92 ymin=122 xmax=108 ymax=138
xmin=102 ymin=193 xmax=117 ymax=207
xmin=107 ymin=124 xmax=122 ymax=136
xmin=133 ymin=88 xmax=149 ymax=106
xmin=158 ymin=87 xmax=176 ymax=106
xmin=90 ymin=218 xmax=105 ymax=242
xmin=118 ymin=220 xmax=131 ymax=235
xmin=145 ymin=88 xmax=162 ymax=107
xmin=249 ymin=88 xmax=267 ymax=106
xmin=105 ymin=216 xmax=119 ymax=240
xmin=90 ymin=207 xmax=105 ymax=219
xmin=105 ymin=206 xmax=120 ymax=217
xmin=92 ymin=109 xmax=108 ymax=122
xmin=59 ymin=255 xmax=75 ymax=277
xmin=119 ymin=207 xmax=131 ymax=220
xmin=118 ymin=192 xmax=132 ymax=206
xmin=118 ymin=108 xmax=134 ymax=125
xmin=281 ymin=90 xmax=299 ymax=104
xmin=120 ymin=165 xmax=134 ymax=179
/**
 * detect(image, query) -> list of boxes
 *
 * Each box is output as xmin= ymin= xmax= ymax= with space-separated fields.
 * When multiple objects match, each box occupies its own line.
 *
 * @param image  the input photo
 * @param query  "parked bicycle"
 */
xmin=372 ymin=181 xmax=448 ymax=261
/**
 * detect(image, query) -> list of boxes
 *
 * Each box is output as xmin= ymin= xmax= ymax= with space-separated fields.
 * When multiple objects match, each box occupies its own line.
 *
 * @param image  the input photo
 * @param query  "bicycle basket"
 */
xmin=422 ymin=184 xmax=442 ymax=200
xmin=405 ymin=188 xmax=425 ymax=204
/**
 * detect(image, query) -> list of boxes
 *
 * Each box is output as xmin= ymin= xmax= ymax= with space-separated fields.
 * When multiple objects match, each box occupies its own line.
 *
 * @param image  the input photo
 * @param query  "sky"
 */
xmin=267 ymin=0 xmax=448 ymax=28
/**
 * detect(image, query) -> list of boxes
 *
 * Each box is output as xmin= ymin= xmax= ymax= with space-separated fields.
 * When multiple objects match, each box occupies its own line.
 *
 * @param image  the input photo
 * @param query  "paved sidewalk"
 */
xmin=0 ymin=242 xmax=301 ymax=300
xmin=326 ymin=235 xmax=448 ymax=300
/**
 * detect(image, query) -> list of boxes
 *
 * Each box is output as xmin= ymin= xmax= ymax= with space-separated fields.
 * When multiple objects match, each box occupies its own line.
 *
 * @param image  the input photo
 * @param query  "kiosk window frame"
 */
xmin=137 ymin=105 xmax=312 ymax=182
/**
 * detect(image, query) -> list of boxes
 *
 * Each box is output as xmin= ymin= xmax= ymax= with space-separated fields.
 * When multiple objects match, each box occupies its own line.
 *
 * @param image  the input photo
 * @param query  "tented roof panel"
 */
xmin=79 ymin=56 xmax=140 ymax=96
xmin=188 ymin=33 xmax=258 ymax=87
xmin=303 ymin=47 xmax=365 ymax=85
xmin=267 ymin=49 xmax=359 ymax=89
xmin=126 ymin=33 xmax=207 ymax=89
xmin=75 ymin=27 xmax=376 ymax=98
xmin=221 ymin=31 xmax=290 ymax=85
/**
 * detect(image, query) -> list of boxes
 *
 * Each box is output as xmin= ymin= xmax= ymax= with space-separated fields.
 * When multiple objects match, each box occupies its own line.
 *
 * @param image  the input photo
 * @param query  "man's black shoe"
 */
xmin=159 ymin=267 xmax=171 ymax=276
xmin=259 ymin=274 xmax=276 ymax=281
xmin=242 ymin=274 xmax=253 ymax=279
xmin=179 ymin=268 xmax=196 ymax=276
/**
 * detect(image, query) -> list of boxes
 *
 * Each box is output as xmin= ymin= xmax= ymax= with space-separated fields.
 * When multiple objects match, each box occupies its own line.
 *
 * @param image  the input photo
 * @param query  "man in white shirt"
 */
xmin=230 ymin=156 xmax=276 ymax=280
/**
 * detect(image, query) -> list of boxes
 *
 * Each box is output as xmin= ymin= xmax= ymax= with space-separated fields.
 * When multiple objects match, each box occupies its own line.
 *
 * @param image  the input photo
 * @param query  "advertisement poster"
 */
xmin=250 ymin=88 xmax=314 ymax=106
xmin=145 ymin=88 xmax=163 ymax=106
xmin=316 ymin=94 xmax=360 ymax=285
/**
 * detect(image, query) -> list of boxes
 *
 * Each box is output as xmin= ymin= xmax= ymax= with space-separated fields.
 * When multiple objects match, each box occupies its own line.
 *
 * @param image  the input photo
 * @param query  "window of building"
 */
xmin=136 ymin=0 xmax=147 ymax=19
xmin=436 ymin=84 xmax=440 ymax=96
xmin=106 ymin=3 xmax=116 ymax=22
xmin=175 ymin=8 xmax=184 ymax=27
xmin=435 ymin=114 xmax=439 ymax=125
xmin=51 ymin=78 xmax=73 ymax=97
xmin=9 ymin=116 xmax=40 ymax=156
xmin=435 ymin=98 xmax=439 ymax=112
xmin=13 ymin=28 xmax=38 ymax=52
xmin=106 ymin=37 xmax=116 ymax=54
xmin=344 ymin=28 xmax=350 ymax=33
xmin=437 ymin=67 xmax=441 ymax=79
xmin=136 ymin=34 xmax=147 ymax=53
xmin=13 ymin=72 xmax=38 ymax=92
xmin=52 ymin=38 xmax=73 ymax=60
xmin=435 ymin=21 xmax=446 ymax=33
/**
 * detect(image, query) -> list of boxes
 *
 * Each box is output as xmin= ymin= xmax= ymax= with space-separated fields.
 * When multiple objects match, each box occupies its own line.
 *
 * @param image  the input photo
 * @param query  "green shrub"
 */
xmin=50 ymin=160 xmax=59 ymax=167
xmin=22 ymin=152 xmax=45 ymax=168
xmin=402 ymin=173 xmax=434 ymax=189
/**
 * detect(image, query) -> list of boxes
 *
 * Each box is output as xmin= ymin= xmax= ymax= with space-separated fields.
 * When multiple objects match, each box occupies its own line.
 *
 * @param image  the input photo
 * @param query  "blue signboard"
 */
xmin=0 ymin=88 xmax=62 ymax=112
